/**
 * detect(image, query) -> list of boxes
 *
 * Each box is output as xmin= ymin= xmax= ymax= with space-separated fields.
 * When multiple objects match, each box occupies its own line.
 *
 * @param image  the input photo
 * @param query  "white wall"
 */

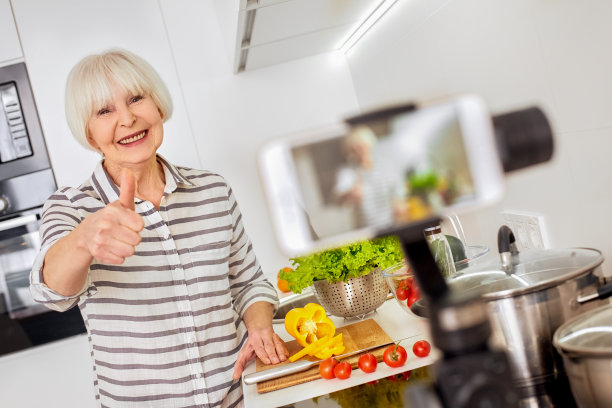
xmin=346 ymin=0 xmax=612 ymax=275
xmin=0 ymin=0 xmax=21 ymax=65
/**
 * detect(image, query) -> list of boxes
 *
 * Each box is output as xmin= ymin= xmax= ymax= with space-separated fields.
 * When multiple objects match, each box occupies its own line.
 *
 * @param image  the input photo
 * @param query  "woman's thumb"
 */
xmin=118 ymin=169 xmax=136 ymax=210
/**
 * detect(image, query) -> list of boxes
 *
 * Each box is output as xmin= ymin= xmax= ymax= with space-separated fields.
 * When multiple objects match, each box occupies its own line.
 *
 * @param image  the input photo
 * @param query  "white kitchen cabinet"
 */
xmin=0 ymin=0 xmax=23 ymax=65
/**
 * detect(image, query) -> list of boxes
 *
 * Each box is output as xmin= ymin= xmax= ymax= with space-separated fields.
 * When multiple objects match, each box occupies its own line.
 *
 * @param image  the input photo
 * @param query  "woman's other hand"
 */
xmin=77 ymin=169 xmax=144 ymax=264
xmin=232 ymin=302 xmax=289 ymax=380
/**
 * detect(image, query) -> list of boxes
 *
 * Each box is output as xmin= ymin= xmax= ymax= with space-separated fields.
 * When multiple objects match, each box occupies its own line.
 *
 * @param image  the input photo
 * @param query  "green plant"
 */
xmin=280 ymin=236 xmax=404 ymax=294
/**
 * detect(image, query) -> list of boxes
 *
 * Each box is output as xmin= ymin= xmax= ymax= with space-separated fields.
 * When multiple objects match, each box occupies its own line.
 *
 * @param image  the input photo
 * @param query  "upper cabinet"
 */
xmin=230 ymin=0 xmax=379 ymax=73
xmin=0 ymin=0 xmax=23 ymax=65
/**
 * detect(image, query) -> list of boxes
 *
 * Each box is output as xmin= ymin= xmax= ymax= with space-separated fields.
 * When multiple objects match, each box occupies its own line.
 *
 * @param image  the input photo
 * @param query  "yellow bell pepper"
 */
xmin=285 ymin=303 xmax=335 ymax=348
xmin=289 ymin=335 xmax=330 ymax=362
xmin=313 ymin=333 xmax=345 ymax=360
xmin=288 ymin=334 xmax=346 ymax=362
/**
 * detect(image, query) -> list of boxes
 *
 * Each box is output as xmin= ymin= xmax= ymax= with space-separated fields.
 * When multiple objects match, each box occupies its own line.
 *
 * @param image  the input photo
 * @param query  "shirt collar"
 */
xmin=90 ymin=154 xmax=195 ymax=206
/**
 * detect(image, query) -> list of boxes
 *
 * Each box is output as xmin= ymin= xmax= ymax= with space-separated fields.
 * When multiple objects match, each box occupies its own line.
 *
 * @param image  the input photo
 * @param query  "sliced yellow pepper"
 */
xmin=313 ymin=333 xmax=345 ymax=360
xmin=289 ymin=335 xmax=330 ymax=362
xmin=284 ymin=303 xmax=335 ymax=348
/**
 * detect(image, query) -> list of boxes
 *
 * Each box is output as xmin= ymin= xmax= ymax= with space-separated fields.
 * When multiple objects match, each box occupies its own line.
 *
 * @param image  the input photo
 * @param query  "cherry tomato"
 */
xmin=412 ymin=340 xmax=431 ymax=358
xmin=358 ymin=353 xmax=377 ymax=373
xmin=319 ymin=358 xmax=338 ymax=380
xmin=399 ymin=277 xmax=413 ymax=290
xmin=387 ymin=371 xmax=411 ymax=382
xmin=407 ymin=292 xmax=419 ymax=307
xmin=333 ymin=361 xmax=352 ymax=380
xmin=383 ymin=344 xmax=408 ymax=368
xmin=395 ymin=287 xmax=409 ymax=301
xmin=411 ymin=283 xmax=421 ymax=298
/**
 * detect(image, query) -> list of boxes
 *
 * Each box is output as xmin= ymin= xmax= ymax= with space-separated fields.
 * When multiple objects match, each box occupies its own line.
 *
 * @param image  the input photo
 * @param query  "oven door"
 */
xmin=0 ymin=213 xmax=47 ymax=319
xmin=0 ymin=211 xmax=86 ymax=356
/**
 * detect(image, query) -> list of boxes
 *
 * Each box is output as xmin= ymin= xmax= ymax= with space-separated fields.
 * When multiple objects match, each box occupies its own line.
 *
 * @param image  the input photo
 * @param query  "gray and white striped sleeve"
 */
xmin=29 ymin=188 xmax=90 ymax=312
xmin=225 ymin=185 xmax=279 ymax=317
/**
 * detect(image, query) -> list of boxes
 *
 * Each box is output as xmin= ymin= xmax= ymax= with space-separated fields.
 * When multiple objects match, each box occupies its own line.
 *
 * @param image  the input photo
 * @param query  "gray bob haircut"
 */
xmin=65 ymin=48 xmax=173 ymax=151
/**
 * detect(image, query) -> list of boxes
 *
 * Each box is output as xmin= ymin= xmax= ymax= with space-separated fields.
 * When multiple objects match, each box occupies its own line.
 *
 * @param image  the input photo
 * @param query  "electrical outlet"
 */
xmin=501 ymin=211 xmax=549 ymax=250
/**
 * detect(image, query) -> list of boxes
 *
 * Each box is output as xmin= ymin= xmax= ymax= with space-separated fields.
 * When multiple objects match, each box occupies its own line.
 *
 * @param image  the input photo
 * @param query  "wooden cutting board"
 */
xmin=255 ymin=318 xmax=393 ymax=393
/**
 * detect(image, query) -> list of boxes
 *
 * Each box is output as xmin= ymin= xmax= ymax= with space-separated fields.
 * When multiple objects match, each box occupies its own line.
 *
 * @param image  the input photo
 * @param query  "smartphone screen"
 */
xmin=289 ymin=103 xmax=478 ymax=239
xmin=258 ymin=95 xmax=503 ymax=254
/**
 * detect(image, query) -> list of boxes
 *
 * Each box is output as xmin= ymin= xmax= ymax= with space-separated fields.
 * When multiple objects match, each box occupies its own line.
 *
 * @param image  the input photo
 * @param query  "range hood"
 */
xmin=231 ymin=0 xmax=388 ymax=73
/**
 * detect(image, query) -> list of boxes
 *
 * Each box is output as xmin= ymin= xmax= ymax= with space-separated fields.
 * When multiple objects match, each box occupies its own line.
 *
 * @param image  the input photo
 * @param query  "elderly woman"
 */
xmin=30 ymin=48 xmax=288 ymax=407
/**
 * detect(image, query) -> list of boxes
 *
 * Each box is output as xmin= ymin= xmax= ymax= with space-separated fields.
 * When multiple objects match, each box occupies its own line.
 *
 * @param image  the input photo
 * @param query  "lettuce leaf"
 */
xmin=280 ymin=236 xmax=404 ymax=294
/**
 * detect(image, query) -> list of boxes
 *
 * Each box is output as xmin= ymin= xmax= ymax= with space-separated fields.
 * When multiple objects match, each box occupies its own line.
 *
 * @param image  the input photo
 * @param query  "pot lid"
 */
xmin=447 ymin=248 xmax=603 ymax=300
xmin=553 ymin=304 xmax=612 ymax=357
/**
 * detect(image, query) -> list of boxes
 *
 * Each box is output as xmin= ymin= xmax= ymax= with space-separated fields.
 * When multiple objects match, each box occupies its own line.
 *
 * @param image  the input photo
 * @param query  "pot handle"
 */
xmin=577 ymin=282 xmax=612 ymax=304
xmin=498 ymin=225 xmax=519 ymax=272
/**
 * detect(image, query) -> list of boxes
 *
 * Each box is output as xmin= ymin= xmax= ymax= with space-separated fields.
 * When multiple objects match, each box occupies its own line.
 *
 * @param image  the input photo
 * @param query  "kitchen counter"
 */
xmin=242 ymin=298 xmax=438 ymax=408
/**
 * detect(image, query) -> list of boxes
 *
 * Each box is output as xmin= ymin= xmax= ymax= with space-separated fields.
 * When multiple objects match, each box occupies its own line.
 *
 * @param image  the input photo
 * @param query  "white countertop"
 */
xmin=242 ymin=298 xmax=439 ymax=408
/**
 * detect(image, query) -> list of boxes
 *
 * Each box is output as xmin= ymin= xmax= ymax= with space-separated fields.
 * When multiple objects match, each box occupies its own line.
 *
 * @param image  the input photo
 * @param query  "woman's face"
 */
xmin=86 ymin=84 xmax=163 ymax=169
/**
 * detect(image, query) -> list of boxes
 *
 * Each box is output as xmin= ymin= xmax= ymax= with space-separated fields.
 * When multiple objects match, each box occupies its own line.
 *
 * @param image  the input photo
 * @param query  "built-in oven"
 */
xmin=0 ymin=62 xmax=85 ymax=356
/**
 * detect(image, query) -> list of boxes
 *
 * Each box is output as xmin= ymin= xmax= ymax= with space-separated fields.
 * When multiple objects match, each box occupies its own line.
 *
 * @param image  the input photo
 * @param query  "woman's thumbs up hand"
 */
xmin=78 ymin=169 xmax=145 ymax=265
xmin=119 ymin=168 xmax=137 ymax=210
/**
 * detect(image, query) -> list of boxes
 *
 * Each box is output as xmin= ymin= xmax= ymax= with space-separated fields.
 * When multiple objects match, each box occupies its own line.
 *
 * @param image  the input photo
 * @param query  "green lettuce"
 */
xmin=279 ymin=236 xmax=404 ymax=294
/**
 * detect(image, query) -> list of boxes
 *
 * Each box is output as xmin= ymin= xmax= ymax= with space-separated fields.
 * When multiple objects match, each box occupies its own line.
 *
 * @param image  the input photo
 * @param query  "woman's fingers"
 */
xmin=233 ymin=344 xmax=254 ymax=380
xmin=112 ymin=224 xmax=142 ymax=248
xmin=232 ymin=332 xmax=288 ymax=381
xmin=81 ymin=198 xmax=144 ymax=263
xmin=273 ymin=333 xmax=289 ymax=361
xmin=251 ymin=330 xmax=287 ymax=365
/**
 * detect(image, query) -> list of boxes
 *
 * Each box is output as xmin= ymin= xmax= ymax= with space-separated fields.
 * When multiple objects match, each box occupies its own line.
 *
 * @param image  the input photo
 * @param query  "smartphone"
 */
xmin=258 ymin=95 xmax=505 ymax=256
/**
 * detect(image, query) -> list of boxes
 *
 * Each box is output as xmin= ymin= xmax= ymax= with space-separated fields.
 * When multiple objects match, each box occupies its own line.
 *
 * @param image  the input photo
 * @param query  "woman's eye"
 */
xmin=97 ymin=107 xmax=111 ymax=116
xmin=130 ymin=95 xmax=144 ymax=104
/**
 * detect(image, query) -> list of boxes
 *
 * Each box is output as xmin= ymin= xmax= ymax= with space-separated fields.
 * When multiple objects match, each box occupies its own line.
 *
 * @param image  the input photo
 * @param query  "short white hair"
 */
xmin=345 ymin=125 xmax=377 ymax=148
xmin=65 ymin=48 xmax=173 ymax=151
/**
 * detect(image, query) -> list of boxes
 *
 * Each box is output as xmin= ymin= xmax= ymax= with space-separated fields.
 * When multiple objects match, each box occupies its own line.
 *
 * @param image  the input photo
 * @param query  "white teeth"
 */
xmin=119 ymin=131 xmax=146 ymax=145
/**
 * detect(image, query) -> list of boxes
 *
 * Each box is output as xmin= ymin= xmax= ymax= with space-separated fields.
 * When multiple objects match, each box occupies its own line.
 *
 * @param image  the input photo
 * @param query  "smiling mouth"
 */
xmin=118 ymin=130 xmax=147 ymax=145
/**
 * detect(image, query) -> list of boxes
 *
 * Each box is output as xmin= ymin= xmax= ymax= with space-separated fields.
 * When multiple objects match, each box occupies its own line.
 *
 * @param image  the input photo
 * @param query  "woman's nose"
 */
xmin=117 ymin=104 xmax=136 ymax=127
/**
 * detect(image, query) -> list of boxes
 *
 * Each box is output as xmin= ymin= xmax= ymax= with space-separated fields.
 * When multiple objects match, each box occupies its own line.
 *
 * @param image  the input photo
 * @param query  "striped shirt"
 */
xmin=30 ymin=155 xmax=279 ymax=408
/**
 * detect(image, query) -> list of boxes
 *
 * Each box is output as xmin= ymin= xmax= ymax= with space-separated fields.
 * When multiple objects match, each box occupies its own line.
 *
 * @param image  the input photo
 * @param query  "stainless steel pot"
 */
xmin=553 ymin=304 xmax=612 ymax=408
xmin=443 ymin=229 xmax=612 ymax=407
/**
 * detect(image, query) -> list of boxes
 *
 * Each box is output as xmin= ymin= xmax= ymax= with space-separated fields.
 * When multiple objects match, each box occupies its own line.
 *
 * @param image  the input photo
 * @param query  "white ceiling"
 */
xmin=234 ymin=0 xmax=381 ymax=73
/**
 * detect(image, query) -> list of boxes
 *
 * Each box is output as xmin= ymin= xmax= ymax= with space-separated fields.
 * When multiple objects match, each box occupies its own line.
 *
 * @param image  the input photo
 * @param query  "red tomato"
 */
xmin=319 ymin=358 xmax=338 ymax=380
xmin=412 ymin=340 xmax=431 ymax=358
xmin=358 ymin=353 xmax=377 ymax=373
xmin=383 ymin=344 xmax=408 ymax=368
xmin=399 ymin=277 xmax=413 ymax=290
xmin=411 ymin=283 xmax=421 ymax=298
xmin=407 ymin=292 xmax=419 ymax=307
xmin=396 ymin=287 xmax=409 ymax=301
xmin=387 ymin=371 xmax=411 ymax=382
xmin=333 ymin=361 xmax=352 ymax=380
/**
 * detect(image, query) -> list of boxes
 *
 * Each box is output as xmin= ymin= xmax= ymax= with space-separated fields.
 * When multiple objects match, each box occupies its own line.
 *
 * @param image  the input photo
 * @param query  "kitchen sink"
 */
xmin=272 ymin=291 xmax=319 ymax=324
xmin=272 ymin=290 xmax=394 ymax=324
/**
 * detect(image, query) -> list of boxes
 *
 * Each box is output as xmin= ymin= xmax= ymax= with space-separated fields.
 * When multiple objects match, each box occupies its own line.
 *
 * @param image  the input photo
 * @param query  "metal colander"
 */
xmin=311 ymin=268 xmax=389 ymax=318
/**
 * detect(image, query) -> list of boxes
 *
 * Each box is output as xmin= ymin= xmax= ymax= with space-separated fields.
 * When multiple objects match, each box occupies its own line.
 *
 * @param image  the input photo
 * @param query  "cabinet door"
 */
xmin=0 ymin=0 xmax=22 ymax=64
